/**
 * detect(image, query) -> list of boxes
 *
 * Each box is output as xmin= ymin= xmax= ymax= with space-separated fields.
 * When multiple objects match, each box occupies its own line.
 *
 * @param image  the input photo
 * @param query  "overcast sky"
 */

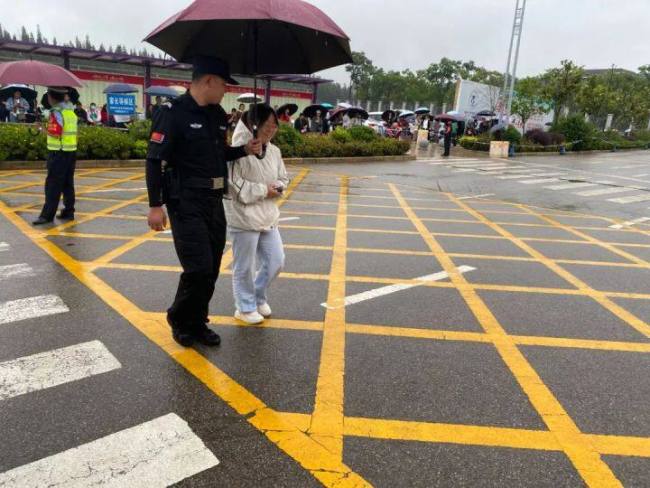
xmin=3 ymin=0 xmax=648 ymax=84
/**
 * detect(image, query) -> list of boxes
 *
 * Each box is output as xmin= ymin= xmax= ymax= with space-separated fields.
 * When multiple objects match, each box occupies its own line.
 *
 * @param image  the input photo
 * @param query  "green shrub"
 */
xmin=131 ymin=140 xmax=149 ymax=159
xmin=127 ymin=120 xmax=152 ymax=141
xmin=553 ymin=116 xmax=595 ymax=150
xmin=347 ymin=125 xmax=378 ymax=142
xmin=494 ymin=125 xmax=522 ymax=145
xmin=78 ymin=126 xmax=134 ymax=160
xmin=330 ymin=127 xmax=353 ymax=143
xmin=273 ymin=124 xmax=302 ymax=153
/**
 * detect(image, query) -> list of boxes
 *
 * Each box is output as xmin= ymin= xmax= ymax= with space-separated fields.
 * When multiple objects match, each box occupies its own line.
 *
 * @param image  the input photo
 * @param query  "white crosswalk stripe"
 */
xmin=0 ymin=413 xmax=219 ymax=487
xmin=0 ymin=295 xmax=69 ymax=325
xmin=0 ymin=264 xmax=35 ymax=281
xmin=609 ymin=217 xmax=650 ymax=229
xmin=498 ymin=174 xmax=538 ymax=180
xmin=608 ymin=194 xmax=650 ymax=204
xmin=576 ymin=186 xmax=638 ymax=197
xmin=0 ymin=340 xmax=121 ymax=400
xmin=0 ymin=242 xmax=9 ymax=252
xmin=519 ymin=178 xmax=561 ymax=185
xmin=452 ymin=168 xmax=477 ymax=173
xmin=544 ymin=182 xmax=598 ymax=191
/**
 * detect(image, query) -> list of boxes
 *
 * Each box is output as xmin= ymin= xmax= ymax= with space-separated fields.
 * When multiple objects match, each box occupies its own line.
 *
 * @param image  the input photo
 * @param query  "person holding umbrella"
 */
xmin=443 ymin=120 xmax=453 ymax=157
xmin=5 ymin=89 xmax=30 ymax=123
xmin=145 ymin=55 xmax=262 ymax=348
xmin=33 ymin=87 xmax=79 ymax=225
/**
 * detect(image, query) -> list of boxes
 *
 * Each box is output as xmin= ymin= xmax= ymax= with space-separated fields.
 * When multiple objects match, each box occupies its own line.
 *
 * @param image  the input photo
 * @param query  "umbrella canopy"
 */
xmin=277 ymin=103 xmax=298 ymax=116
xmin=0 ymin=84 xmax=37 ymax=102
xmin=40 ymin=88 xmax=82 ymax=109
xmin=0 ymin=60 xmax=82 ymax=88
xmin=236 ymin=92 xmax=263 ymax=104
xmin=476 ymin=110 xmax=496 ymax=117
xmin=144 ymin=0 xmax=352 ymax=74
xmin=345 ymin=107 xmax=369 ymax=120
xmin=382 ymin=109 xmax=396 ymax=123
xmin=415 ymin=107 xmax=431 ymax=115
xmin=434 ymin=113 xmax=464 ymax=122
xmin=302 ymin=104 xmax=329 ymax=118
xmin=337 ymin=102 xmax=352 ymax=109
xmin=398 ymin=110 xmax=415 ymax=118
xmin=103 ymin=83 xmax=139 ymax=94
xmin=320 ymin=102 xmax=334 ymax=109
xmin=144 ymin=85 xmax=182 ymax=98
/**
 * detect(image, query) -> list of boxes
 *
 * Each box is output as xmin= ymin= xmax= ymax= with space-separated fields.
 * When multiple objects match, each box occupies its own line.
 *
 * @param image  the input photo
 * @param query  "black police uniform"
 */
xmin=146 ymin=90 xmax=247 ymax=347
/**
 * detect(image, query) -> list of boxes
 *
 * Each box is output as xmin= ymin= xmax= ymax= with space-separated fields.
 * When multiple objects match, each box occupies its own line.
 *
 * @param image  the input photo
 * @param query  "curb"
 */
xmin=0 ymin=154 xmax=416 ymax=170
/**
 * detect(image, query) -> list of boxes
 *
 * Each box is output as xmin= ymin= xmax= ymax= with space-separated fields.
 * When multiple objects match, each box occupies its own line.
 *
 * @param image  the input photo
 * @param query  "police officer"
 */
xmin=33 ymin=87 xmax=78 ymax=225
xmin=145 ymin=56 xmax=261 ymax=348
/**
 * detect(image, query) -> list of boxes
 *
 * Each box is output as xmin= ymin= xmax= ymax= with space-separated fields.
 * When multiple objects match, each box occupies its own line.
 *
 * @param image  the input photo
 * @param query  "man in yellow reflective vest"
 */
xmin=33 ymin=87 xmax=78 ymax=225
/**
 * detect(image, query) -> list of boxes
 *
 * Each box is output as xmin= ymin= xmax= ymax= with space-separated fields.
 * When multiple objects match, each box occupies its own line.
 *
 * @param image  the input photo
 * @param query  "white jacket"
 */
xmin=224 ymin=120 xmax=290 ymax=232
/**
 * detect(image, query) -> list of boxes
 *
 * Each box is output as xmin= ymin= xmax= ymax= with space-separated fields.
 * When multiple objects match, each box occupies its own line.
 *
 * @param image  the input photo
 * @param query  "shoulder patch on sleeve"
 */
xmin=150 ymin=132 xmax=165 ymax=144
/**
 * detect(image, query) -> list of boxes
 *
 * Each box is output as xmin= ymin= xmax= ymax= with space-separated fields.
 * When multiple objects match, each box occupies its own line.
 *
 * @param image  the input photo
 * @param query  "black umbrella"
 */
xmin=302 ymin=104 xmax=328 ymax=118
xmin=382 ymin=109 xmax=396 ymax=123
xmin=476 ymin=110 xmax=496 ymax=117
xmin=40 ymin=88 xmax=80 ymax=110
xmin=0 ymin=84 xmax=37 ymax=102
xmin=345 ymin=107 xmax=369 ymax=120
xmin=103 ymin=83 xmax=139 ymax=94
xmin=277 ymin=103 xmax=298 ymax=117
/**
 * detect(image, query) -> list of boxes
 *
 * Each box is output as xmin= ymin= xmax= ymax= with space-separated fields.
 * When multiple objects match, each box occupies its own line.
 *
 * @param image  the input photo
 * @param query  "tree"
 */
xmin=84 ymin=35 xmax=93 ymax=50
xmin=52 ymin=36 xmax=57 ymax=46
xmin=345 ymin=51 xmax=377 ymax=101
xmin=511 ymin=77 xmax=549 ymax=131
xmin=36 ymin=25 xmax=43 ymax=44
xmin=74 ymin=36 xmax=82 ymax=48
xmin=540 ymin=60 xmax=584 ymax=124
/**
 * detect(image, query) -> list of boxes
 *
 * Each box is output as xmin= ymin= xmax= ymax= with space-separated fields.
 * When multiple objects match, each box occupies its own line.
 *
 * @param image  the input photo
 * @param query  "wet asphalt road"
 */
xmin=0 ymin=150 xmax=649 ymax=487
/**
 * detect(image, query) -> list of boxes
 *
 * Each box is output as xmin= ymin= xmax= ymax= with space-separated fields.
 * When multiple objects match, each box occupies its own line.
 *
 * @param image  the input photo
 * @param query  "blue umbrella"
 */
xmin=103 ymin=83 xmax=139 ymax=94
xmin=144 ymin=85 xmax=181 ymax=98
xmin=321 ymin=102 xmax=334 ymax=109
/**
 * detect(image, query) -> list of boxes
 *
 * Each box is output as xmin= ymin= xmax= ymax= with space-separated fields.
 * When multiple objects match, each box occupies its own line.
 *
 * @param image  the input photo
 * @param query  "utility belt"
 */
xmin=162 ymin=163 xmax=226 ymax=204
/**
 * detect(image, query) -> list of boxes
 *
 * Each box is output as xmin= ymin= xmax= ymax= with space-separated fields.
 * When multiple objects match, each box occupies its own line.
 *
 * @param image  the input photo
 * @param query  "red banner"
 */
xmin=71 ymin=69 xmax=312 ymax=99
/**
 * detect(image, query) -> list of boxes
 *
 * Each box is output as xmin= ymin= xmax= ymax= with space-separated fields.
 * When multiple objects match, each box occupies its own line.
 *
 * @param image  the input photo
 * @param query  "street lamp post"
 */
xmin=501 ymin=0 xmax=527 ymax=121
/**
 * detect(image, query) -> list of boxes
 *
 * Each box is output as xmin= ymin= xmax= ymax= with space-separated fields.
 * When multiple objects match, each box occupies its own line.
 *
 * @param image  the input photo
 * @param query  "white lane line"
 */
xmin=321 ymin=265 xmax=476 ymax=309
xmin=0 ymin=295 xmax=69 ymax=325
xmin=0 ymin=264 xmax=35 ymax=281
xmin=498 ymin=174 xmax=538 ymax=180
xmin=0 ymin=413 xmax=219 ymax=487
xmin=278 ymin=217 xmax=301 ymax=222
xmin=429 ymin=158 xmax=481 ymax=163
xmin=452 ymin=168 xmax=477 ymax=173
xmin=609 ymin=217 xmax=650 ymax=230
xmin=544 ymin=182 xmax=598 ymax=191
xmin=576 ymin=186 xmax=638 ymax=197
xmin=0 ymin=340 xmax=121 ymax=400
xmin=608 ymin=194 xmax=650 ymax=204
xmin=0 ymin=242 xmax=9 ymax=252
xmin=519 ymin=178 xmax=561 ymax=185
xmin=633 ymin=174 xmax=649 ymax=178
xmin=458 ymin=194 xmax=495 ymax=200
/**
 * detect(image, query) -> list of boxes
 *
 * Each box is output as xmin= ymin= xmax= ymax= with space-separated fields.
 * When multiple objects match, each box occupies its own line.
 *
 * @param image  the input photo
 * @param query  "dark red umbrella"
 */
xmin=143 ymin=0 xmax=352 ymax=74
xmin=0 ymin=60 xmax=82 ymax=87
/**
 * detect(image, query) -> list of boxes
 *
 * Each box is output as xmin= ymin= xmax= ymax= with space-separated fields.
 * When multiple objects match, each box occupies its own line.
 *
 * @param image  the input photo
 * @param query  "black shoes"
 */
xmin=167 ymin=314 xmax=221 ymax=347
xmin=32 ymin=217 xmax=53 ymax=226
xmin=57 ymin=211 xmax=75 ymax=221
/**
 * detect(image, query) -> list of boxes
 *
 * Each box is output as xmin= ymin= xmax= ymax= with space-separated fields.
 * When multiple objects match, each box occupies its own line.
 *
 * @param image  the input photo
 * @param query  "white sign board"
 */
xmin=453 ymin=79 xmax=502 ymax=119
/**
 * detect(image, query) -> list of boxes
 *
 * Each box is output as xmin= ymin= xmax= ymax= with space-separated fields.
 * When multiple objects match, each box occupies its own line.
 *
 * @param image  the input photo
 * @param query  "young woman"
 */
xmin=225 ymin=104 xmax=290 ymax=324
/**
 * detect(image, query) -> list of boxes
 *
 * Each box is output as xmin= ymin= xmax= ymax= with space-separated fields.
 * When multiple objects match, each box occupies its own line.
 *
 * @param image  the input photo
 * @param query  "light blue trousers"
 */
xmin=230 ymin=227 xmax=285 ymax=313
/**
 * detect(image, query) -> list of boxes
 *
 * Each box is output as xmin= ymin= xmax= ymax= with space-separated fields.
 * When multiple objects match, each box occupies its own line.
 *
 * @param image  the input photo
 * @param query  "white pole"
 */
xmin=506 ymin=0 xmax=527 ymax=117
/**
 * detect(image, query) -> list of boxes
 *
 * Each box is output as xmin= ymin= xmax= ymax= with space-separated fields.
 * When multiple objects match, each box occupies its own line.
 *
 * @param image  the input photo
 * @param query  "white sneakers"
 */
xmin=258 ymin=303 xmax=272 ymax=318
xmin=234 ymin=303 xmax=272 ymax=324
xmin=235 ymin=310 xmax=265 ymax=325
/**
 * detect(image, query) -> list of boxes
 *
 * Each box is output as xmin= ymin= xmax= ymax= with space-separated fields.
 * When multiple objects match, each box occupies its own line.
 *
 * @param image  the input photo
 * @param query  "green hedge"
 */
xmin=273 ymin=125 xmax=410 ymax=159
xmin=0 ymin=121 xmax=410 ymax=161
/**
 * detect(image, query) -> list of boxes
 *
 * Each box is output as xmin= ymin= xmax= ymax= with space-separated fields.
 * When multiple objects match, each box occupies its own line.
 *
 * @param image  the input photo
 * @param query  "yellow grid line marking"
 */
xmin=390 ymin=183 xmax=623 ymax=487
xmin=309 ymin=176 xmax=348 ymax=458
xmin=449 ymin=196 xmax=650 ymax=339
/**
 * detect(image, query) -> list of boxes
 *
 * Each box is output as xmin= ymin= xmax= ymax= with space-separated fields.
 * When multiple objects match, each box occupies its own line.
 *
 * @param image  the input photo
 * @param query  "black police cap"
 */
xmin=193 ymin=56 xmax=239 ymax=86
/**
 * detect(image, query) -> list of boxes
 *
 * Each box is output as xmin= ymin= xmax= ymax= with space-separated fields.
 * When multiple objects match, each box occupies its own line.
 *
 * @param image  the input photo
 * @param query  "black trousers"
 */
xmin=443 ymin=136 xmax=452 ymax=156
xmin=40 ymin=150 xmax=76 ymax=220
xmin=167 ymin=191 xmax=227 ymax=332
